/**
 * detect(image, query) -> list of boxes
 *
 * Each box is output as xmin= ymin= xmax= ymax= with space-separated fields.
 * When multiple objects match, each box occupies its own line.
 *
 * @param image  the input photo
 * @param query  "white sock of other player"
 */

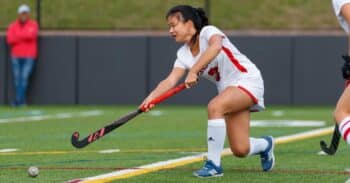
xmin=207 ymin=119 xmax=226 ymax=167
xmin=248 ymin=137 xmax=269 ymax=156
xmin=339 ymin=116 xmax=350 ymax=145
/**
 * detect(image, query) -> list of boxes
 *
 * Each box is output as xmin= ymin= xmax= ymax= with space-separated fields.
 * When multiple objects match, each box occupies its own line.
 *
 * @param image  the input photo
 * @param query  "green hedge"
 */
xmin=0 ymin=0 xmax=340 ymax=30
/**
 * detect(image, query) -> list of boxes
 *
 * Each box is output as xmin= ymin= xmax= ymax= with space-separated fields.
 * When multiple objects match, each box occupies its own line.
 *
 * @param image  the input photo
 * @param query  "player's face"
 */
xmin=167 ymin=15 xmax=194 ymax=43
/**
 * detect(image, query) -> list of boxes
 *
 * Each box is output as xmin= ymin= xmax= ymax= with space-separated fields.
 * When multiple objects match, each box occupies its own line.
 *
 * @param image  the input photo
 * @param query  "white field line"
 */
xmin=98 ymin=149 xmax=121 ymax=154
xmin=71 ymin=126 xmax=334 ymax=183
xmin=251 ymin=120 xmax=325 ymax=127
xmin=0 ymin=110 xmax=103 ymax=124
xmin=0 ymin=148 xmax=19 ymax=153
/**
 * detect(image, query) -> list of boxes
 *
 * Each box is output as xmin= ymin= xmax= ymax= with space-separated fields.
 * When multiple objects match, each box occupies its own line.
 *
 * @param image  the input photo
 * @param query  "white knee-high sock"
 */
xmin=248 ymin=137 xmax=269 ymax=156
xmin=339 ymin=117 xmax=350 ymax=145
xmin=207 ymin=119 xmax=226 ymax=166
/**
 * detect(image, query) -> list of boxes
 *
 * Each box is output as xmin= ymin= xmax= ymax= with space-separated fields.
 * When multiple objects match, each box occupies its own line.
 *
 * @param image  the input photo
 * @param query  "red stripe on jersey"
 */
xmin=343 ymin=127 xmax=350 ymax=141
xmin=222 ymin=46 xmax=247 ymax=73
xmin=238 ymin=86 xmax=258 ymax=104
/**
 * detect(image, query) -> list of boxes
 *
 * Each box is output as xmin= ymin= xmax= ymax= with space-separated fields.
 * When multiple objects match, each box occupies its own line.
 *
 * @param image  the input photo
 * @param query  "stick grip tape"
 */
xmin=140 ymin=83 xmax=186 ymax=112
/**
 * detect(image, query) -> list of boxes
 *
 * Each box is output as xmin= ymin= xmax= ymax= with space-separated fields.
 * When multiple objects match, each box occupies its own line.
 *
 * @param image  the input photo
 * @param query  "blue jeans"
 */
xmin=11 ymin=57 xmax=35 ymax=105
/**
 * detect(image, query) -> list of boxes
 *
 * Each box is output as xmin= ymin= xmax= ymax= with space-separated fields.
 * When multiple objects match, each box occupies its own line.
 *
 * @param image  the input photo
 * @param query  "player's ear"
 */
xmin=183 ymin=19 xmax=194 ymax=29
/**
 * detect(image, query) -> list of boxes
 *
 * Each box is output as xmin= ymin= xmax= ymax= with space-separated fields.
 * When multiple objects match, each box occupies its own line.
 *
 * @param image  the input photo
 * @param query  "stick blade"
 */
xmin=319 ymin=140 xmax=336 ymax=155
xmin=71 ymin=132 xmax=88 ymax=149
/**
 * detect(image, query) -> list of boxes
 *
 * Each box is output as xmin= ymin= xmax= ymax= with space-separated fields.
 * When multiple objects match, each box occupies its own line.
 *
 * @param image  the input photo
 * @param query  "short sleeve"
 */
xmin=333 ymin=0 xmax=350 ymax=16
xmin=173 ymin=58 xmax=187 ymax=69
xmin=332 ymin=0 xmax=350 ymax=33
xmin=200 ymin=25 xmax=225 ymax=41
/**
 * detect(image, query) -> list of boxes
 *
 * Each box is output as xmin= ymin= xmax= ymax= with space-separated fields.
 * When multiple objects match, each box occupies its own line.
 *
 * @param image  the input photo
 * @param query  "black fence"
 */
xmin=0 ymin=35 xmax=347 ymax=105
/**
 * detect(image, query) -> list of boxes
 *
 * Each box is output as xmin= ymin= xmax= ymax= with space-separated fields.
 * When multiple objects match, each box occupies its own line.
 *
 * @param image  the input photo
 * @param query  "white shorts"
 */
xmin=220 ymin=75 xmax=265 ymax=112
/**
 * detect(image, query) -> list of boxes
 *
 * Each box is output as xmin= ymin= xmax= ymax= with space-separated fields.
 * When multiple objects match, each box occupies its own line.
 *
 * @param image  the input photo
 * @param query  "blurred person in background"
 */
xmin=6 ymin=4 xmax=38 ymax=107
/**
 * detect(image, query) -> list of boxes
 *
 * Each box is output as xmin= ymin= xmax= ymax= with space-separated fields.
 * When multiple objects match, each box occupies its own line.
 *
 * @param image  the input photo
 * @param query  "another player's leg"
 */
xmin=334 ymin=85 xmax=350 ymax=145
xmin=225 ymin=109 xmax=274 ymax=171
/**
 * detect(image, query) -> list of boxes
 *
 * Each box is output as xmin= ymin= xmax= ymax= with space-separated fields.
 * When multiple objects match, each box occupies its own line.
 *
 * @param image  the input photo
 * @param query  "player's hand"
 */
xmin=185 ymin=71 xmax=199 ymax=88
xmin=140 ymin=97 xmax=155 ymax=112
xmin=342 ymin=55 xmax=350 ymax=80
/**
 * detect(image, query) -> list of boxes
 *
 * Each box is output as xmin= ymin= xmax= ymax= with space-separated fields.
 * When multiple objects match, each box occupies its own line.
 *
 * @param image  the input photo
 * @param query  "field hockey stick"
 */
xmin=71 ymin=83 xmax=187 ymax=148
xmin=319 ymin=78 xmax=350 ymax=155
xmin=319 ymin=124 xmax=341 ymax=155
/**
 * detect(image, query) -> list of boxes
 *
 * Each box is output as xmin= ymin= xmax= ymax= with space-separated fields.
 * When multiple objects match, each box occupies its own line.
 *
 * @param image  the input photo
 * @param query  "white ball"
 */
xmin=28 ymin=166 xmax=39 ymax=177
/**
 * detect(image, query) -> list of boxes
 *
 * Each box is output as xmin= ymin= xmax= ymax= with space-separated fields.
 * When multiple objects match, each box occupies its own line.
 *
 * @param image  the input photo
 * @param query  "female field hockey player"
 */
xmin=332 ymin=0 xmax=350 ymax=146
xmin=141 ymin=5 xmax=275 ymax=178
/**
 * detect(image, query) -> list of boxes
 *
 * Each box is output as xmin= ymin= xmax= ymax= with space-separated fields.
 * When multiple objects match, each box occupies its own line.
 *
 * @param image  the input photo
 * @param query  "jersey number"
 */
xmin=208 ymin=67 xmax=221 ymax=81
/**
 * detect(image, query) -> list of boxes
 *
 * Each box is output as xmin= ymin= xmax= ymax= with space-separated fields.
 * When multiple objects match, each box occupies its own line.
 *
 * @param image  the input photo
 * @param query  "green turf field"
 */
xmin=0 ymin=0 xmax=339 ymax=30
xmin=0 ymin=105 xmax=349 ymax=182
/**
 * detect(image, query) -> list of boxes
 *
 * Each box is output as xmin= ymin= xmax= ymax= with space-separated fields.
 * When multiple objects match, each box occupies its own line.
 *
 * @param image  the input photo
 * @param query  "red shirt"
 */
xmin=6 ymin=19 xmax=38 ymax=59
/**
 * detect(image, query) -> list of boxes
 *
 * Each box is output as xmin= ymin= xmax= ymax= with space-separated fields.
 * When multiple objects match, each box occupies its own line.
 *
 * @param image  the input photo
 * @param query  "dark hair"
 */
xmin=166 ymin=5 xmax=209 ymax=43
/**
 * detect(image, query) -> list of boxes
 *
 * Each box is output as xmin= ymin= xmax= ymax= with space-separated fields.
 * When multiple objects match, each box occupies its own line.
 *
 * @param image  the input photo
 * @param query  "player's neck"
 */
xmin=189 ymin=39 xmax=200 ymax=57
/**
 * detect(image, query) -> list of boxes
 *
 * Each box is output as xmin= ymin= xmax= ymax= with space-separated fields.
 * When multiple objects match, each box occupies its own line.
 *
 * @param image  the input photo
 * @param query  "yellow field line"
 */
xmin=72 ymin=126 xmax=334 ymax=183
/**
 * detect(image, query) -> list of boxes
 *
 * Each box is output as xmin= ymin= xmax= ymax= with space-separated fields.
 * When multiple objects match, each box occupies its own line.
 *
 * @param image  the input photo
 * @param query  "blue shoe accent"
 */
xmin=260 ymin=136 xmax=275 ymax=171
xmin=193 ymin=160 xmax=223 ymax=178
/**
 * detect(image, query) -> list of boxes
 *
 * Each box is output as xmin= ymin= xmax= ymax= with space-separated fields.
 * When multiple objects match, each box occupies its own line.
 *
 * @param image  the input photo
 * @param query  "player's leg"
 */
xmin=206 ymin=86 xmax=254 ymax=163
xmin=207 ymin=86 xmax=255 ymax=161
xmin=194 ymin=86 xmax=273 ymax=178
xmin=225 ymin=109 xmax=274 ymax=171
xmin=193 ymin=86 xmax=252 ymax=178
xmin=334 ymin=85 xmax=350 ymax=145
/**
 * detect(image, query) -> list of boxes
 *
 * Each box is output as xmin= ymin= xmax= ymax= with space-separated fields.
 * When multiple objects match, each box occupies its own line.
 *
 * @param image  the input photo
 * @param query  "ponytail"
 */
xmin=195 ymin=8 xmax=209 ymax=28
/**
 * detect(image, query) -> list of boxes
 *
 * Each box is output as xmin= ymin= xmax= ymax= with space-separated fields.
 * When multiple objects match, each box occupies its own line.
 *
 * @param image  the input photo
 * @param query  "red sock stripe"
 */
xmin=344 ymin=127 xmax=350 ymax=141
xmin=340 ymin=120 xmax=350 ymax=132
xmin=222 ymin=46 xmax=247 ymax=73
xmin=238 ymin=86 xmax=258 ymax=104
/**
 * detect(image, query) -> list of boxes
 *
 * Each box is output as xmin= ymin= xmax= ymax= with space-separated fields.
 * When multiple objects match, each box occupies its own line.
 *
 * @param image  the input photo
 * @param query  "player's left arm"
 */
xmin=185 ymin=35 xmax=223 ymax=87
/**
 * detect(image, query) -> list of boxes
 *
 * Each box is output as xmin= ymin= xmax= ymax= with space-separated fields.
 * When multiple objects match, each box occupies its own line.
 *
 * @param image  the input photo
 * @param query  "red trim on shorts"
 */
xmin=346 ymin=80 xmax=350 ymax=87
xmin=238 ymin=86 xmax=258 ymax=104
xmin=340 ymin=120 xmax=350 ymax=131
xmin=222 ymin=46 xmax=248 ymax=73
xmin=344 ymin=127 xmax=350 ymax=141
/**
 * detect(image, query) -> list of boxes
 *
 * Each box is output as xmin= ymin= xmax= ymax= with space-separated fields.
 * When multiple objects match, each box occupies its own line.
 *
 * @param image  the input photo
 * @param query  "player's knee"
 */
xmin=334 ymin=107 xmax=350 ymax=123
xmin=207 ymin=100 xmax=223 ymax=117
xmin=231 ymin=146 xmax=249 ymax=158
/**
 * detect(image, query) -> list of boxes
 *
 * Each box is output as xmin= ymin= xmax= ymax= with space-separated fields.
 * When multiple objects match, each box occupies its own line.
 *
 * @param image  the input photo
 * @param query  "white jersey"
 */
xmin=174 ymin=25 xmax=265 ymax=111
xmin=333 ymin=0 xmax=350 ymax=33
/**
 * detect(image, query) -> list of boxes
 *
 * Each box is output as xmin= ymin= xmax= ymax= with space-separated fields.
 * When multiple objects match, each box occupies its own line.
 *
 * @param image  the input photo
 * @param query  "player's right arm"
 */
xmin=141 ymin=67 xmax=186 ymax=111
